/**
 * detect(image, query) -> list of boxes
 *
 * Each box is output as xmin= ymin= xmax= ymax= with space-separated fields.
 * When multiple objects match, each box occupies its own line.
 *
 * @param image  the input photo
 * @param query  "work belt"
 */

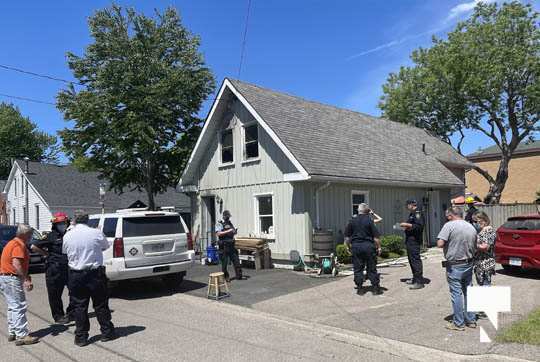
xmin=447 ymin=258 xmax=474 ymax=266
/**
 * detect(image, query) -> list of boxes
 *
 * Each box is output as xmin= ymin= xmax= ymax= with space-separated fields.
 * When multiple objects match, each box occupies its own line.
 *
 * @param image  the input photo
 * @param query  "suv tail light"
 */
xmin=187 ymin=232 xmax=193 ymax=250
xmin=113 ymin=238 xmax=124 ymax=258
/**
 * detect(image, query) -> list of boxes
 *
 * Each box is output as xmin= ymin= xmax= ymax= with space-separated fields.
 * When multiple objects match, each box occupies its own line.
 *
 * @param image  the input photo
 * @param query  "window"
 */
xmin=103 ymin=218 xmax=118 ymax=237
xmin=351 ymin=191 xmax=369 ymax=216
xmin=35 ymin=205 xmax=40 ymax=230
xmin=220 ymin=129 xmax=234 ymax=164
xmin=255 ymin=195 xmax=274 ymax=236
xmin=502 ymin=218 xmax=540 ymax=230
xmin=14 ymin=179 xmax=17 ymax=196
xmin=243 ymin=123 xmax=259 ymax=160
xmin=87 ymin=218 xmax=99 ymax=228
xmin=23 ymin=206 xmax=28 ymax=224
xmin=123 ymin=215 xmax=185 ymax=237
xmin=12 ymin=208 xmax=16 ymax=224
xmin=21 ymin=175 xmax=24 ymax=195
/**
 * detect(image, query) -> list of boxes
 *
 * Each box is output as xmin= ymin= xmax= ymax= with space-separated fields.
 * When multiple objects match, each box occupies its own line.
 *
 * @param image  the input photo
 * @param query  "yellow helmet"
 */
xmin=465 ymin=196 xmax=475 ymax=204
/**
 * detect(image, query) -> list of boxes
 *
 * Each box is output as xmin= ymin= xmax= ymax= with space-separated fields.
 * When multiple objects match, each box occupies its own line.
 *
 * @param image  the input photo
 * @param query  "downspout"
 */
xmin=315 ymin=181 xmax=331 ymax=230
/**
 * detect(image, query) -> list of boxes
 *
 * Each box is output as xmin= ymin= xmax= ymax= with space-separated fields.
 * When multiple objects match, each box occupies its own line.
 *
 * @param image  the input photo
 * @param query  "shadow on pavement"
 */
xmin=110 ymin=278 xmax=207 ymax=301
xmin=87 ymin=325 xmax=146 ymax=345
xmin=31 ymin=324 xmax=69 ymax=338
xmin=496 ymin=267 xmax=540 ymax=280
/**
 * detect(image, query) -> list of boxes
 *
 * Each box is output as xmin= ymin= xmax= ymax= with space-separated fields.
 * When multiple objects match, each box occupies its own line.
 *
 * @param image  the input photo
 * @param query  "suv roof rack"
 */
xmin=115 ymin=207 xmax=149 ymax=213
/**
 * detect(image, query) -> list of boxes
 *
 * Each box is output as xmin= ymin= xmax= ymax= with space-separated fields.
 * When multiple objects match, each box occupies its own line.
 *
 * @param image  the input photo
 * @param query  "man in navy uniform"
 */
xmin=215 ymin=210 xmax=242 ymax=282
xmin=400 ymin=199 xmax=425 ymax=290
xmin=345 ymin=203 xmax=383 ymax=295
xmin=30 ymin=212 xmax=74 ymax=324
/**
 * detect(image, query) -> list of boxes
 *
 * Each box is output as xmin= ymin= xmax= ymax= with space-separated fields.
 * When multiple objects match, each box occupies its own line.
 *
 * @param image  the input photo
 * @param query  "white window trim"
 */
xmin=218 ymin=128 xmax=235 ymax=167
xmin=241 ymin=121 xmax=260 ymax=163
xmin=351 ymin=190 xmax=370 ymax=215
xmin=253 ymin=192 xmax=275 ymax=238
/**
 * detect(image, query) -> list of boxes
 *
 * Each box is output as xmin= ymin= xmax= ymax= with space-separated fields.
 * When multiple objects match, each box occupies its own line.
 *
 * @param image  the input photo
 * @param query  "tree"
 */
xmin=0 ymin=103 xmax=57 ymax=179
xmin=57 ymin=5 xmax=214 ymax=210
xmin=379 ymin=2 xmax=539 ymax=204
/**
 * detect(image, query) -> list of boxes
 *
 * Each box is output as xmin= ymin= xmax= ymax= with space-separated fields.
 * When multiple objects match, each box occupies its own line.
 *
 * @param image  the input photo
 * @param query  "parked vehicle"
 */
xmin=88 ymin=209 xmax=195 ymax=288
xmin=0 ymin=224 xmax=46 ymax=267
xmin=495 ymin=214 xmax=540 ymax=271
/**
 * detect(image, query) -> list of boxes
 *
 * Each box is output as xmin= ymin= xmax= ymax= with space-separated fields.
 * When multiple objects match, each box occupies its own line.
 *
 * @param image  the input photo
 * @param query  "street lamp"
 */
xmin=99 ymin=183 xmax=106 ymax=214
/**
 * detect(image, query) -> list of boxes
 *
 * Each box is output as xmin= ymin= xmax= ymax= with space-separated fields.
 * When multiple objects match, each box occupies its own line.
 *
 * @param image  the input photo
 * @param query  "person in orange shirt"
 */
xmin=0 ymin=224 xmax=39 ymax=346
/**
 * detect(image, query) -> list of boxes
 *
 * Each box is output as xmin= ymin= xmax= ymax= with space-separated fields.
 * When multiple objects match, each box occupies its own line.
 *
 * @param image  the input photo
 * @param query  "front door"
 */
xmin=427 ymin=190 xmax=441 ymax=247
xmin=201 ymin=196 xmax=216 ymax=251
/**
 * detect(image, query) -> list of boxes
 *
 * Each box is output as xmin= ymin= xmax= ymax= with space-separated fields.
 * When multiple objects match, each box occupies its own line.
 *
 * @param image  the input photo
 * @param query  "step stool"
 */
xmin=207 ymin=272 xmax=230 ymax=300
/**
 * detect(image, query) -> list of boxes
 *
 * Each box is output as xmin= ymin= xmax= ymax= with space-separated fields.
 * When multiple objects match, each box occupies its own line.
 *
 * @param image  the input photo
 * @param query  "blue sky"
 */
xmin=0 ymin=1 xmax=534 ymax=159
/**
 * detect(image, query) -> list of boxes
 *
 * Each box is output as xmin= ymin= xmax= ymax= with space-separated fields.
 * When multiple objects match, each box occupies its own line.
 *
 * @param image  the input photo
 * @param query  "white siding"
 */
xmin=5 ymin=165 xmax=52 ymax=232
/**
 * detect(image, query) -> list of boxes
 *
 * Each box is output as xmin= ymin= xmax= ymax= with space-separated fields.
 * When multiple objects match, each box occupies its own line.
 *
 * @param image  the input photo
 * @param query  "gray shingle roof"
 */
xmin=14 ymin=161 xmax=190 ymax=213
xmin=468 ymin=140 xmax=540 ymax=158
xmin=228 ymin=79 xmax=471 ymax=186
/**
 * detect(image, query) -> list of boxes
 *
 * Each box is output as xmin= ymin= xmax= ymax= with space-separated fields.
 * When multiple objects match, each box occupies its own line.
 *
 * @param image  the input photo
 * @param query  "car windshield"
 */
xmin=502 ymin=218 xmax=540 ymax=231
xmin=123 ymin=215 xmax=184 ymax=237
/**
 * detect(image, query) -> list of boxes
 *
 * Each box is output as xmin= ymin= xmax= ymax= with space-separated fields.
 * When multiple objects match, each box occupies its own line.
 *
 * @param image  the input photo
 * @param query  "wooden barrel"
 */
xmin=312 ymin=230 xmax=334 ymax=256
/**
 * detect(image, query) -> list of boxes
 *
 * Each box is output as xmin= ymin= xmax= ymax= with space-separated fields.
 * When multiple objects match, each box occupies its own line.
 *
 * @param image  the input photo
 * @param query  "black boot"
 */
xmin=372 ymin=286 xmax=383 ymax=295
xmin=235 ymin=267 xmax=243 ymax=281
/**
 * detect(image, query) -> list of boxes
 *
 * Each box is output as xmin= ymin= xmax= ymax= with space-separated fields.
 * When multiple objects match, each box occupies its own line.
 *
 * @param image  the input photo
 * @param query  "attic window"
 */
xmin=243 ymin=123 xmax=259 ymax=160
xmin=220 ymin=129 xmax=234 ymax=164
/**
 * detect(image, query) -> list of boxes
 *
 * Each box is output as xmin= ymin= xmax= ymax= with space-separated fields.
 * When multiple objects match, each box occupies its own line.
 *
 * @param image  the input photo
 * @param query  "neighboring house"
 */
xmin=179 ymin=79 xmax=472 ymax=260
xmin=466 ymin=141 xmax=540 ymax=203
xmin=3 ymin=160 xmax=191 ymax=232
xmin=0 ymin=180 xmax=6 ymax=224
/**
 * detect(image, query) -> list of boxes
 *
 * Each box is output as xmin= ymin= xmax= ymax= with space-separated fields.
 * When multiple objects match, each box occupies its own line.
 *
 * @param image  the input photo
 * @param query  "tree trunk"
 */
xmin=483 ymin=154 xmax=511 ymax=204
xmin=147 ymin=188 xmax=156 ymax=211
xmin=145 ymin=160 xmax=156 ymax=210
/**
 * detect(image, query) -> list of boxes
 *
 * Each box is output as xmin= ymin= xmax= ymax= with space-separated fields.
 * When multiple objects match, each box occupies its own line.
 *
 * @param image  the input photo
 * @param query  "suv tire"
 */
xmin=502 ymin=264 xmax=520 ymax=273
xmin=162 ymin=272 xmax=185 ymax=290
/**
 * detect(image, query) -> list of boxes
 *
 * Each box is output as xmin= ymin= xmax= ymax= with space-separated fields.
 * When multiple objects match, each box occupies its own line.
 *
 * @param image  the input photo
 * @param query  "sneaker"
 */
xmin=405 ymin=279 xmax=415 ymax=285
xmin=466 ymin=322 xmax=477 ymax=329
xmin=8 ymin=334 xmax=16 ymax=342
xmin=372 ymin=286 xmax=384 ymax=295
xmin=409 ymin=283 xmax=425 ymax=290
xmin=445 ymin=323 xmax=465 ymax=331
xmin=74 ymin=338 xmax=88 ymax=347
xmin=55 ymin=315 xmax=70 ymax=325
xmin=356 ymin=287 xmax=367 ymax=296
xmin=15 ymin=335 xmax=39 ymax=346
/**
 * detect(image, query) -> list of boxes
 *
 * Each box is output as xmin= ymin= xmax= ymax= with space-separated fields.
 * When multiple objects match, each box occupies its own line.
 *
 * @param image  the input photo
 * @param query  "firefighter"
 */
xmin=31 ymin=212 xmax=74 ymax=324
xmin=215 ymin=210 xmax=242 ymax=282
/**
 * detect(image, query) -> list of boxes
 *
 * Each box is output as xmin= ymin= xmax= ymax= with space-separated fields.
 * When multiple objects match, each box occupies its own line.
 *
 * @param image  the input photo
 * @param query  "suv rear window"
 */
xmin=502 ymin=218 xmax=540 ymax=230
xmin=87 ymin=219 xmax=99 ymax=228
xmin=122 ymin=215 xmax=184 ymax=237
xmin=103 ymin=218 xmax=118 ymax=237
xmin=0 ymin=226 xmax=16 ymax=242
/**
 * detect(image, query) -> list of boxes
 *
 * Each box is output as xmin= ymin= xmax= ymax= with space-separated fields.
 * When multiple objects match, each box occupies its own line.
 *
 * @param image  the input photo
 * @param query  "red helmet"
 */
xmin=51 ymin=212 xmax=68 ymax=224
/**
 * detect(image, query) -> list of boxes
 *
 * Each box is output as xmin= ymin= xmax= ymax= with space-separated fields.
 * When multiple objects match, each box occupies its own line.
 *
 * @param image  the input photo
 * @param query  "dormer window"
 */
xmin=220 ymin=129 xmax=234 ymax=165
xmin=243 ymin=123 xmax=259 ymax=160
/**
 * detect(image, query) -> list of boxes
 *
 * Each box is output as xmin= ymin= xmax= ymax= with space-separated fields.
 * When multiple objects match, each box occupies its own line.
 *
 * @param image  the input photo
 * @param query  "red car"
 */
xmin=496 ymin=213 xmax=540 ymax=271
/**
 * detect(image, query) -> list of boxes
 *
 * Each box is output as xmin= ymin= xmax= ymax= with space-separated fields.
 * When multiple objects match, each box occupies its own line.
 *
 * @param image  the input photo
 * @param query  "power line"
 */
xmin=0 ymin=92 xmax=56 ymax=106
xmin=0 ymin=64 xmax=83 ymax=86
xmin=237 ymin=0 xmax=252 ymax=78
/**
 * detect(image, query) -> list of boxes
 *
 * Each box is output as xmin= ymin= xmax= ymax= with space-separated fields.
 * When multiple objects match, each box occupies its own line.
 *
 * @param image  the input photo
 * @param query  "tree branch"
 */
xmin=473 ymin=164 xmax=496 ymax=185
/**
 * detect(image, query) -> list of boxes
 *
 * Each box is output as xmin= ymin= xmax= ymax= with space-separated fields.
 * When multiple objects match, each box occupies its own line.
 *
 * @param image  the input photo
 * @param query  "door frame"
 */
xmin=201 ymin=196 xmax=217 ymax=252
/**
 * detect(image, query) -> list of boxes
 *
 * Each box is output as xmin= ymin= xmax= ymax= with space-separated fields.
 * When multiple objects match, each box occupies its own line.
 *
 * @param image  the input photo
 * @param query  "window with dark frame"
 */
xmin=221 ymin=129 xmax=234 ymax=164
xmin=257 ymin=195 xmax=273 ymax=235
xmin=35 ymin=205 xmax=40 ymax=230
xmin=352 ymin=193 xmax=366 ymax=216
xmin=244 ymin=124 xmax=259 ymax=160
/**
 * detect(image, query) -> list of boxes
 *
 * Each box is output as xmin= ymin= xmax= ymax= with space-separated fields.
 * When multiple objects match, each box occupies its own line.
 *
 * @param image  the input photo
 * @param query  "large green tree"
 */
xmin=0 ymin=103 xmax=57 ymax=179
xmin=379 ymin=2 xmax=539 ymax=204
xmin=57 ymin=5 xmax=214 ymax=209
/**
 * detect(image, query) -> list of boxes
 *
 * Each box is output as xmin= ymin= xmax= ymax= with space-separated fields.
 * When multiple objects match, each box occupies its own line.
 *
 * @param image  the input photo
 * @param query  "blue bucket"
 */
xmin=206 ymin=245 xmax=219 ymax=264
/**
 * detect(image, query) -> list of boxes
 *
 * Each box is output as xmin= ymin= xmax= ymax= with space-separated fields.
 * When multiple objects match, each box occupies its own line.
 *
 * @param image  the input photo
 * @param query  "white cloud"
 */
xmin=446 ymin=0 xmax=496 ymax=22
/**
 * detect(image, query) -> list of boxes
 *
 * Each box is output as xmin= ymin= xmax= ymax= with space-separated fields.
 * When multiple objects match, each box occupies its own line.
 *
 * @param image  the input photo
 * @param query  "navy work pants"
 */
xmin=406 ymin=239 xmax=424 ymax=284
xmin=352 ymin=243 xmax=379 ymax=287
xmin=45 ymin=261 xmax=74 ymax=322
xmin=68 ymin=268 xmax=114 ymax=342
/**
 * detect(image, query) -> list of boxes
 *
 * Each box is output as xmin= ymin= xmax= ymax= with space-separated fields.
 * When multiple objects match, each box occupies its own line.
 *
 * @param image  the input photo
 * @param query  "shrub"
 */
xmin=380 ymin=235 xmax=404 ymax=255
xmin=336 ymin=243 xmax=352 ymax=264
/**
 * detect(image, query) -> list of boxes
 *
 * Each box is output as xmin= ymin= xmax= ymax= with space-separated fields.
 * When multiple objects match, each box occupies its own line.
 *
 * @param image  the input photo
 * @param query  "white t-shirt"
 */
xmin=62 ymin=223 xmax=111 ymax=270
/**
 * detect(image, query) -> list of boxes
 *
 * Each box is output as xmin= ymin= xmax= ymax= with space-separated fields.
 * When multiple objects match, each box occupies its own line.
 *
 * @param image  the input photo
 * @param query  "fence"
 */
xmin=476 ymin=203 xmax=538 ymax=228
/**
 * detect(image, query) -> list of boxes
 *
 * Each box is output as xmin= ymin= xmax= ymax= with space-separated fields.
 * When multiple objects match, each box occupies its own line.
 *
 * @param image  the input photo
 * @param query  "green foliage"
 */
xmin=0 ymin=103 xmax=57 ymax=179
xmin=497 ymin=307 xmax=540 ymax=346
xmin=335 ymin=243 xmax=352 ymax=264
xmin=380 ymin=235 xmax=405 ymax=255
xmin=57 ymin=5 xmax=214 ymax=209
xmin=379 ymin=2 xmax=540 ymax=204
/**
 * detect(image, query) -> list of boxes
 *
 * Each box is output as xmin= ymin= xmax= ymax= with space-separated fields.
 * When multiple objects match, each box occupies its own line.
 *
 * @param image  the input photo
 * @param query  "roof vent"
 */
xmin=23 ymin=157 xmax=29 ymax=174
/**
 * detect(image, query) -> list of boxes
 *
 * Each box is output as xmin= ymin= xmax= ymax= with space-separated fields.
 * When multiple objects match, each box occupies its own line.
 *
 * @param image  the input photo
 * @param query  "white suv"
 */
xmin=88 ymin=209 xmax=195 ymax=288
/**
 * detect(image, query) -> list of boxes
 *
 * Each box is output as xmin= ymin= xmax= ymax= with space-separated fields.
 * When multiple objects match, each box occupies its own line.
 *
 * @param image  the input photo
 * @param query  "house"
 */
xmin=3 ymin=160 xmax=191 ymax=232
xmin=179 ymin=79 xmax=472 ymax=261
xmin=466 ymin=141 xmax=540 ymax=203
xmin=0 ymin=180 xmax=7 ymax=224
